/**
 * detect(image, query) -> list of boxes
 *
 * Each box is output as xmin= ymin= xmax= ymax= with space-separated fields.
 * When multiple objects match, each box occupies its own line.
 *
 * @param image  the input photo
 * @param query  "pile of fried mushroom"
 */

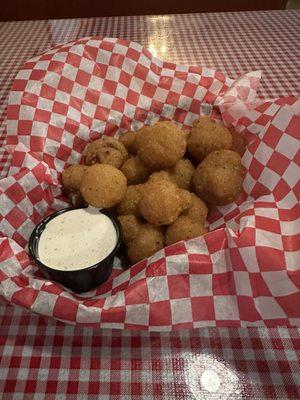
xmin=62 ymin=117 xmax=245 ymax=264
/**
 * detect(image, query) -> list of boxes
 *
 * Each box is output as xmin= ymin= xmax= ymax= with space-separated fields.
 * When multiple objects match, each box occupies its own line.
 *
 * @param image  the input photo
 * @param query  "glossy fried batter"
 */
xmin=127 ymin=224 xmax=165 ymax=264
xmin=182 ymin=193 xmax=208 ymax=224
xmin=165 ymin=216 xmax=207 ymax=246
xmin=179 ymin=189 xmax=192 ymax=211
xmin=85 ymin=137 xmax=128 ymax=167
xmin=137 ymin=121 xmax=187 ymax=169
xmin=80 ymin=164 xmax=127 ymax=208
xmin=168 ymin=158 xmax=195 ymax=190
xmin=119 ymin=131 xmax=138 ymax=155
xmin=117 ymin=184 xmax=144 ymax=217
xmin=188 ymin=116 xmax=232 ymax=161
xmin=121 ymin=156 xmax=151 ymax=185
xmin=102 ymin=136 xmax=129 ymax=159
xmin=148 ymin=170 xmax=176 ymax=184
xmin=192 ymin=149 xmax=244 ymax=205
xmin=182 ymin=129 xmax=191 ymax=141
xmin=62 ymin=165 xmax=89 ymax=193
xmin=139 ymin=180 xmax=183 ymax=225
xmin=118 ymin=215 xmax=142 ymax=244
xmin=85 ymin=140 xmax=103 ymax=165
xmin=96 ymin=146 xmax=124 ymax=169
xmin=230 ymin=128 xmax=246 ymax=156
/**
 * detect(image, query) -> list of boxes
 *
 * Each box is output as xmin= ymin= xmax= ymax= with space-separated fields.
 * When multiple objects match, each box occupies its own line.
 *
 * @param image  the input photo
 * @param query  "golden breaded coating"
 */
xmin=230 ymin=128 xmax=246 ymax=156
xmin=117 ymin=184 xmax=144 ymax=217
xmin=85 ymin=137 xmax=128 ymax=166
xmin=165 ymin=216 xmax=207 ymax=246
xmin=188 ymin=116 xmax=232 ymax=161
xmin=96 ymin=146 xmax=124 ymax=169
xmin=139 ymin=180 xmax=183 ymax=225
xmin=85 ymin=140 xmax=103 ymax=165
xmin=127 ymin=224 xmax=165 ymax=264
xmin=182 ymin=130 xmax=191 ymax=141
xmin=121 ymin=156 xmax=151 ymax=185
xmin=192 ymin=149 xmax=244 ymax=205
xmin=80 ymin=164 xmax=127 ymax=208
xmin=178 ymin=189 xmax=192 ymax=211
xmin=118 ymin=215 xmax=142 ymax=244
xmin=119 ymin=131 xmax=138 ymax=155
xmin=137 ymin=121 xmax=187 ymax=169
xmin=102 ymin=136 xmax=129 ymax=159
xmin=182 ymin=193 xmax=208 ymax=224
xmin=168 ymin=159 xmax=195 ymax=190
xmin=148 ymin=170 xmax=176 ymax=184
xmin=62 ymin=165 xmax=89 ymax=193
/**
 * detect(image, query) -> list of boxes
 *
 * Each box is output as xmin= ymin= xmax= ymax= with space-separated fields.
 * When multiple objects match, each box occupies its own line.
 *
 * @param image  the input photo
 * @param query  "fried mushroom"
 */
xmin=117 ymin=215 xmax=142 ymax=244
xmin=182 ymin=193 xmax=208 ymax=224
xmin=165 ymin=216 xmax=207 ymax=246
xmin=85 ymin=137 xmax=128 ymax=167
xmin=168 ymin=158 xmax=195 ymax=190
xmin=139 ymin=180 xmax=184 ymax=225
xmin=137 ymin=121 xmax=187 ymax=169
xmin=80 ymin=164 xmax=127 ymax=208
xmin=192 ymin=149 xmax=244 ymax=205
xmin=127 ymin=224 xmax=165 ymax=264
xmin=188 ymin=116 xmax=232 ymax=161
xmin=117 ymin=184 xmax=144 ymax=217
xmin=62 ymin=165 xmax=89 ymax=193
xmin=121 ymin=156 xmax=151 ymax=185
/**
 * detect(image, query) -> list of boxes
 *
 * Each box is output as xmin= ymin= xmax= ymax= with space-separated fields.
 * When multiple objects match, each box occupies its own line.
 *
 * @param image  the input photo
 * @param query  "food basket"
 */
xmin=0 ymin=37 xmax=299 ymax=329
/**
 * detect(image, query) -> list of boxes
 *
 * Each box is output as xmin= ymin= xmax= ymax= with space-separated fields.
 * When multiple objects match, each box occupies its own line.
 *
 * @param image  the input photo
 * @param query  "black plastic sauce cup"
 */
xmin=29 ymin=207 xmax=122 ymax=293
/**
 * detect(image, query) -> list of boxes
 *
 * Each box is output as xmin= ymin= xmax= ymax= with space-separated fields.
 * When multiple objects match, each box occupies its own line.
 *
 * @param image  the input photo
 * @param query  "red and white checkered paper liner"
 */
xmin=0 ymin=36 xmax=299 ymax=330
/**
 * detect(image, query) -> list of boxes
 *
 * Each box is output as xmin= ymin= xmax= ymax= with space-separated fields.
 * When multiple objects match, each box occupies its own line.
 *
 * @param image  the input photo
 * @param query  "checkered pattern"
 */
xmin=6 ymin=36 xmax=244 ymax=181
xmin=0 ymin=301 xmax=300 ymax=400
xmin=1 ymin=10 xmax=300 ymax=176
xmin=0 ymin=10 xmax=300 ymax=399
xmin=1 ymin=34 xmax=300 ymax=329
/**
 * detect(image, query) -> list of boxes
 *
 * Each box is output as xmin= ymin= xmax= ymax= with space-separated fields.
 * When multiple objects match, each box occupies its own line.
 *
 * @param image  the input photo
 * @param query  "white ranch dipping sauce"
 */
xmin=38 ymin=207 xmax=117 ymax=271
